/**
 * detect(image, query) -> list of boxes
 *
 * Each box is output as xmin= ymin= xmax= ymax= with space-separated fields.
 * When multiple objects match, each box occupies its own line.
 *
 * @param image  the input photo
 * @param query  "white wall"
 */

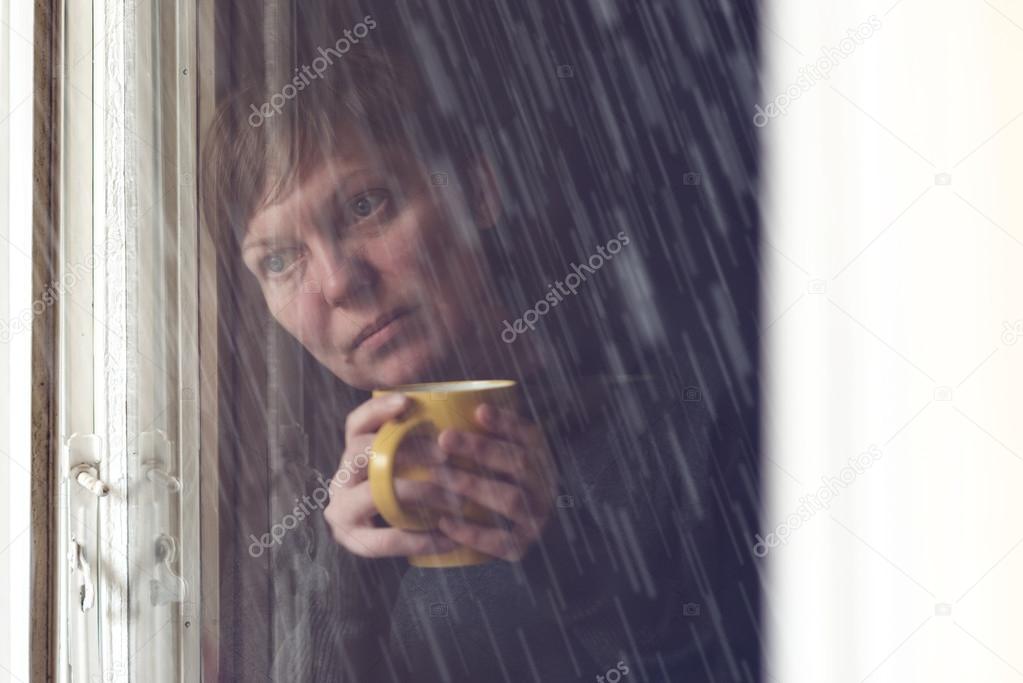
xmin=0 ymin=1 xmax=33 ymax=681
xmin=763 ymin=1 xmax=1023 ymax=680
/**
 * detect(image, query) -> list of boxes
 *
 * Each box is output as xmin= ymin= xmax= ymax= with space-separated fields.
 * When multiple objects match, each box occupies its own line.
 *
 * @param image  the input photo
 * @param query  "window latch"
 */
xmin=65 ymin=433 xmax=110 ymax=497
xmin=140 ymin=429 xmax=181 ymax=492
xmin=68 ymin=536 xmax=95 ymax=611
xmin=150 ymin=533 xmax=187 ymax=605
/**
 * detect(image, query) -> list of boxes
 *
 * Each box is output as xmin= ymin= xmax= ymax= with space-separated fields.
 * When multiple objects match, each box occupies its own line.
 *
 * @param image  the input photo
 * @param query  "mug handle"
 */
xmin=369 ymin=414 xmax=436 ymax=530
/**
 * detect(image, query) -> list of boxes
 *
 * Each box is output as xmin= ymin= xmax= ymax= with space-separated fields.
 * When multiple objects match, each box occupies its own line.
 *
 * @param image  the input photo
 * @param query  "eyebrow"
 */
xmin=241 ymin=167 xmax=377 ymax=253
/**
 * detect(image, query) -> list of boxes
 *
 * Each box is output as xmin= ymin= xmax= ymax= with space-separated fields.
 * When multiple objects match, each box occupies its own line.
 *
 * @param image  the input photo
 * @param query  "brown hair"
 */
xmin=199 ymin=4 xmax=583 ymax=350
xmin=199 ymin=1 xmax=648 ymax=383
xmin=200 ymin=39 xmax=480 ymax=251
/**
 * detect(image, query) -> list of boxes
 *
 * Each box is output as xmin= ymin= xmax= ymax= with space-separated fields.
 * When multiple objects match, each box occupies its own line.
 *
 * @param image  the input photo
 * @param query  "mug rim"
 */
xmin=378 ymin=379 xmax=517 ymax=394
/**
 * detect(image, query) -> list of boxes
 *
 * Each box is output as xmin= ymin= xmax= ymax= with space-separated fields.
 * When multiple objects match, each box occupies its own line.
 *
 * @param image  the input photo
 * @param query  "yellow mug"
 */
xmin=369 ymin=379 xmax=520 ymax=568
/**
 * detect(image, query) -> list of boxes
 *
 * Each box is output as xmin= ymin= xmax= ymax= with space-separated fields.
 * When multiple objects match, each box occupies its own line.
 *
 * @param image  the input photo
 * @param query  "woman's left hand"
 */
xmin=433 ymin=403 xmax=557 ymax=562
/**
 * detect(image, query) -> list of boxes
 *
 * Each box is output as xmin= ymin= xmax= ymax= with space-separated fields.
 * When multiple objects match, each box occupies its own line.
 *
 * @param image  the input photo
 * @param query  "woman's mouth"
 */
xmin=352 ymin=307 xmax=417 ymax=353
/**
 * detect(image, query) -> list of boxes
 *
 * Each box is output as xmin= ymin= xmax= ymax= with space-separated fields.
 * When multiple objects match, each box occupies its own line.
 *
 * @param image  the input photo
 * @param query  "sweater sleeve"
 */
xmin=269 ymin=471 xmax=408 ymax=683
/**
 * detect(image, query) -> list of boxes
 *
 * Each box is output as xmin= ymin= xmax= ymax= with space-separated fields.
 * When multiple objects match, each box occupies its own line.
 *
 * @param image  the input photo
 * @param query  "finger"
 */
xmin=324 ymin=480 xmax=377 ymax=530
xmin=344 ymin=527 xmax=460 ymax=559
xmin=327 ymin=478 xmax=444 ymax=524
xmin=438 ymin=429 xmax=558 ymax=505
xmin=437 ymin=517 xmax=531 ymax=562
xmin=436 ymin=429 xmax=528 ymax=480
xmin=475 ymin=404 xmax=541 ymax=448
xmin=334 ymin=430 xmax=443 ymax=493
xmin=333 ymin=436 xmax=377 ymax=489
xmin=322 ymin=483 xmax=386 ymax=557
xmin=324 ymin=482 xmax=459 ymax=557
xmin=393 ymin=477 xmax=467 ymax=518
xmin=344 ymin=393 xmax=410 ymax=440
xmin=433 ymin=466 xmax=538 ymax=527
xmin=327 ymin=474 xmax=468 ymax=533
xmin=394 ymin=432 xmax=446 ymax=468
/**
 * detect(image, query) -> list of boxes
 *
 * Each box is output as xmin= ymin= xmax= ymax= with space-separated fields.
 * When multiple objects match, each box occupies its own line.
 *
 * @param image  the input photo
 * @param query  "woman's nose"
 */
xmin=315 ymin=243 xmax=378 ymax=307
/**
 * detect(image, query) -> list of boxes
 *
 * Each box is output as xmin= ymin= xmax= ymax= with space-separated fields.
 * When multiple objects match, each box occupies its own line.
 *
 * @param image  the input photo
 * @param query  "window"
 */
xmin=33 ymin=1 xmax=767 ymax=681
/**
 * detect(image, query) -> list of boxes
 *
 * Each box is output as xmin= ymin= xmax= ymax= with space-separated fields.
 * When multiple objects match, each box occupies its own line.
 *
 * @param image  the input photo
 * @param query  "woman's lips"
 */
xmin=354 ymin=308 xmax=416 ymax=353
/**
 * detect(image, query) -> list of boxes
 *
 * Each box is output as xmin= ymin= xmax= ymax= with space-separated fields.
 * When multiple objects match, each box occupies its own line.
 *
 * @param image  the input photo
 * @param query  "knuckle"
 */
xmin=502 ymin=490 xmax=525 ymax=517
xmin=325 ymin=513 xmax=347 ymax=542
xmin=464 ymin=527 xmax=482 ymax=545
xmin=417 ymin=537 xmax=442 ymax=554
xmin=482 ymin=440 xmax=505 ymax=462
xmin=347 ymin=539 xmax=373 ymax=557
xmin=445 ymin=429 xmax=466 ymax=449
xmin=333 ymin=525 xmax=374 ymax=556
xmin=446 ymin=471 xmax=471 ymax=495
xmin=458 ymin=433 xmax=480 ymax=455
xmin=343 ymin=412 xmax=358 ymax=435
xmin=508 ymin=451 xmax=528 ymax=474
xmin=497 ymin=488 xmax=519 ymax=515
xmin=330 ymin=525 xmax=349 ymax=547
xmin=449 ymin=521 xmax=474 ymax=544
xmin=330 ymin=466 xmax=352 ymax=488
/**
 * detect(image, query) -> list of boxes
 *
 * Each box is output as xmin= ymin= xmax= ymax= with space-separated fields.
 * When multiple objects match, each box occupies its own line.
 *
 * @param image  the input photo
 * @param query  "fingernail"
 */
xmin=389 ymin=394 xmax=408 ymax=407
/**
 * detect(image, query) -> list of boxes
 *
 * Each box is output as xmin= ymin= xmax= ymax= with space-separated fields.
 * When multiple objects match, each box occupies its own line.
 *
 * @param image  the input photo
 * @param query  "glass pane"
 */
xmin=200 ymin=2 xmax=762 ymax=681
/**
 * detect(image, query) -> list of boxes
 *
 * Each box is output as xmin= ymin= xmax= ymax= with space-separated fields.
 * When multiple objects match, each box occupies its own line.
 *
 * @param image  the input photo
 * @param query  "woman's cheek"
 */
xmin=369 ymin=234 xmax=433 ymax=299
xmin=293 ymin=295 xmax=334 ymax=347
xmin=266 ymin=288 xmax=318 ymax=347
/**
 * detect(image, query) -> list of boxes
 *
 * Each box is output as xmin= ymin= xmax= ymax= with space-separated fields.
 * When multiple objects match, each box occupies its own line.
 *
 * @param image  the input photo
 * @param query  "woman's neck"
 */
xmin=434 ymin=304 xmax=553 ymax=384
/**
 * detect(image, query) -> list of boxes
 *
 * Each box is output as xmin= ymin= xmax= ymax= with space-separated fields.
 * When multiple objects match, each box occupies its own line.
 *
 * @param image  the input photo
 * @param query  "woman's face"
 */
xmin=241 ymin=129 xmax=496 ymax=390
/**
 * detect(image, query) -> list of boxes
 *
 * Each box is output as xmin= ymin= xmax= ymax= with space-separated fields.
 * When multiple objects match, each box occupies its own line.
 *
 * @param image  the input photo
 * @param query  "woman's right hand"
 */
xmin=323 ymin=393 xmax=460 ymax=558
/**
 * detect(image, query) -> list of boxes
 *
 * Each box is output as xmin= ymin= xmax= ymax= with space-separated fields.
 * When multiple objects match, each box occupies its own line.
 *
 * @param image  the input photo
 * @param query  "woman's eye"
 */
xmin=346 ymin=190 xmax=389 ymax=221
xmin=259 ymin=248 xmax=302 ymax=277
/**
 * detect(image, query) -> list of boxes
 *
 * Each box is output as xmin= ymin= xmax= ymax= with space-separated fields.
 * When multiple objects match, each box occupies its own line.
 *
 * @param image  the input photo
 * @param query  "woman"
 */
xmin=202 ymin=4 xmax=758 ymax=680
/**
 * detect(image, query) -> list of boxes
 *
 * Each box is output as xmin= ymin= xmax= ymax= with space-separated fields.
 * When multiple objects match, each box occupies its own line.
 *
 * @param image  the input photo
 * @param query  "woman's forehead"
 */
xmin=243 ymin=146 xmax=423 ymax=246
xmin=250 ymin=164 xmax=372 ymax=226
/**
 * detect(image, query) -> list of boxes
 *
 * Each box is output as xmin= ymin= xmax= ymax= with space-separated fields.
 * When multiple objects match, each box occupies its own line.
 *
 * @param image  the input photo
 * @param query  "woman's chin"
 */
xmin=362 ymin=339 xmax=448 ymax=388
xmin=320 ymin=326 xmax=458 ymax=390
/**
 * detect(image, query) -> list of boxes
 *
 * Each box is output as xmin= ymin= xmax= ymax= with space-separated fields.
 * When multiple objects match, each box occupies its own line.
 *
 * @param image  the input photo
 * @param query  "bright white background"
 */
xmin=763 ymin=0 xmax=1023 ymax=681
xmin=1 ymin=1 xmax=34 ymax=682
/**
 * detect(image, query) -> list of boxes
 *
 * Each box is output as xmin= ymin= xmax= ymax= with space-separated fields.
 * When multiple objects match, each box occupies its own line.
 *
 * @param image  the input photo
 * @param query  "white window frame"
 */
xmin=34 ymin=0 xmax=210 ymax=680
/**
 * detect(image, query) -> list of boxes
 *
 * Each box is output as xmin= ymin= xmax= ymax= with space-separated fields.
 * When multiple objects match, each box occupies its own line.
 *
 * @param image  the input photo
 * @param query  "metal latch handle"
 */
xmin=69 ymin=463 xmax=110 ymax=497
xmin=65 ymin=433 xmax=110 ymax=497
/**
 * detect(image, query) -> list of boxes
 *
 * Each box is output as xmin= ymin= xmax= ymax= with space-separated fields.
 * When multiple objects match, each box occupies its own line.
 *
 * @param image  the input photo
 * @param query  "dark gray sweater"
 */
xmin=268 ymin=371 xmax=756 ymax=682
